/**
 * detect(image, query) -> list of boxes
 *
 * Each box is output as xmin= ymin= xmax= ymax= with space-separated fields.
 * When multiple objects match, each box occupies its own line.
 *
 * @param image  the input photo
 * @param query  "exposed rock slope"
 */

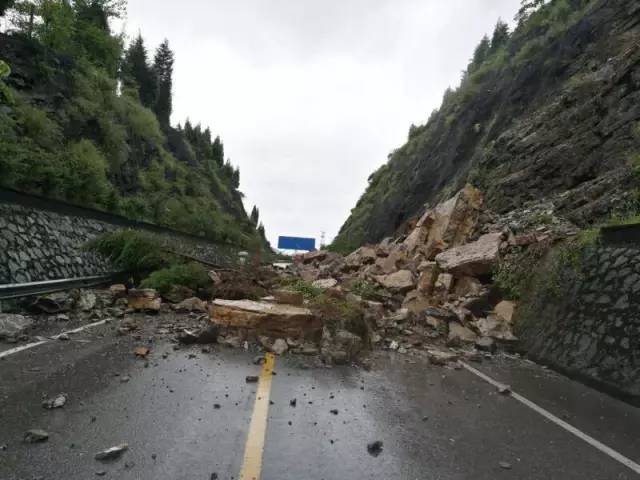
xmin=333 ymin=0 xmax=640 ymax=252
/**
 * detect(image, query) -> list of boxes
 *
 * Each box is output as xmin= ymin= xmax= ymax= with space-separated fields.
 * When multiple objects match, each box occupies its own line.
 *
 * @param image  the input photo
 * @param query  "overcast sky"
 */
xmin=123 ymin=0 xmax=519 ymax=248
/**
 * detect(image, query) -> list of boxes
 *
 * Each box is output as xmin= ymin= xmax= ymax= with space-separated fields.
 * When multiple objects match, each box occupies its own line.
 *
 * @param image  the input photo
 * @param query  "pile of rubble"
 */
xmin=1 ymin=185 xmax=580 ymax=369
xmin=282 ymin=185 xmax=578 ymax=366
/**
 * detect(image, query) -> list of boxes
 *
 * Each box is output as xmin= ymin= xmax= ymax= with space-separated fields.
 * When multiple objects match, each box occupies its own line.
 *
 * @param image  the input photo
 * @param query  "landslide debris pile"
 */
xmin=283 ymin=185 xmax=580 ymax=366
xmin=1 ymin=187 xmax=578 ymax=368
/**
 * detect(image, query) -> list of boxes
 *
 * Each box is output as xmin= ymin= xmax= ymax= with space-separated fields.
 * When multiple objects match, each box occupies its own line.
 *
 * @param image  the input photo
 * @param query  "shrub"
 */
xmin=350 ymin=279 xmax=382 ymax=301
xmin=280 ymin=278 xmax=323 ymax=300
xmin=87 ymin=229 xmax=170 ymax=276
xmin=141 ymin=262 xmax=210 ymax=296
xmin=16 ymin=104 xmax=62 ymax=148
xmin=62 ymin=140 xmax=112 ymax=206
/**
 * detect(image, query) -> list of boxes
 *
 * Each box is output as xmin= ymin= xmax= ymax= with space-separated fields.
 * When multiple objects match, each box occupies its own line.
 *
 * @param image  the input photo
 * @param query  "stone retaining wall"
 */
xmin=0 ymin=189 xmax=241 ymax=285
xmin=516 ymin=228 xmax=640 ymax=402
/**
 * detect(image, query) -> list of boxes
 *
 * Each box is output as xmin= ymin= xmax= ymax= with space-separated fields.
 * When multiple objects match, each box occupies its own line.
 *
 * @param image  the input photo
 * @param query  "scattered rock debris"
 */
xmin=95 ymin=443 xmax=128 ymax=461
xmin=42 ymin=393 xmax=67 ymax=409
xmin=367 ymin=440 xmax=383 ymax=457
xmin=24 ymin=429 xmax=49 ymax=443
xmin=134 ymin=346 xmax=150 ymax=358
xmin=497 ymin=385 xmax=512 ymax=395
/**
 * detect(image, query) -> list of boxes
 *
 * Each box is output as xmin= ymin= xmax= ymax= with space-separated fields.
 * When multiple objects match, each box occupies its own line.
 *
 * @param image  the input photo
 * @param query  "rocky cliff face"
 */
xmin=333 ymin=0 xmax=640 ymax=253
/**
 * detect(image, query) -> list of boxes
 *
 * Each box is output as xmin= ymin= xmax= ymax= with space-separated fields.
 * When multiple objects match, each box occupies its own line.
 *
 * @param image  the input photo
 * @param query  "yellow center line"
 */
xmin=239 ymin=352 xmax=275 ymax=480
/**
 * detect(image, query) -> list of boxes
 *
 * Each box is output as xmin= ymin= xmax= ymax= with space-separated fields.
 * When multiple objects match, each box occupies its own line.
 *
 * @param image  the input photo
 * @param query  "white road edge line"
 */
xmin=461 ymin=362 xmax=640 ymax=475
xmin=0 ymin=319 xmax=109 ymax=360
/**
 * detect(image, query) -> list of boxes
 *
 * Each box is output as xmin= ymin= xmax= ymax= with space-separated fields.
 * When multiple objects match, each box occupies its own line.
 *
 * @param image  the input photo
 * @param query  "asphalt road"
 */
xmin=1 ymin=320 xmax=639 ymax=480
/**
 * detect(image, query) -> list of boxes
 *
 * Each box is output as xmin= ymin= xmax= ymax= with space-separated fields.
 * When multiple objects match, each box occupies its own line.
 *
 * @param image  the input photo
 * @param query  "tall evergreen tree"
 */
xmin=212 ymin=136 xmax=224 ymax=167
xmin=515 ymin=0 xmax=545 ymax=23
xmin=250 ymin=205 xmax=259 ymax=226
xmin=121 ymin=34 xmax=157 ymax=108
xmin=490 ymin=19 xmax=510 ymax=53
xmin=469 ymin=35 xmax=491 ymax=71
xmin=153 ymin=39 xmax=174 ymax=128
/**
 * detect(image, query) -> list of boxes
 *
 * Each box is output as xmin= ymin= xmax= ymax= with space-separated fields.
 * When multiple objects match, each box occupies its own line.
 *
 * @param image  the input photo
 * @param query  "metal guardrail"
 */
xmin=0 ymin=274 xmax=121 ymax=300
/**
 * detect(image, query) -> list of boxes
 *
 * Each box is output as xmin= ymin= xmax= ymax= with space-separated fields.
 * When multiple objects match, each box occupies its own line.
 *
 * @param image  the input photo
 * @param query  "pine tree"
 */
xmin=122 ymin=34 xmax=157 ymax=108
xmin=490 ymin=19 xmax=510 ymax=53
xmin=470 ymin=35 xmax=491 ymax=71
xmin=515 ymin=0 xmax=545 ymax=23
xmin=212 ymin=136 xmax=224 ymax=167
xmin=250 ymin=205 xmax=259 ymax=226
xmin=153 ymin=39 xmax=174 ymax=128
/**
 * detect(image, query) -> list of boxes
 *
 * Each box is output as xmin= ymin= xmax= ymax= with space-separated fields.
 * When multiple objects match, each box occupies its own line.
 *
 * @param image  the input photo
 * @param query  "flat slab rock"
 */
xmin=0 ymin=314 xmax=33 ymax=339
xmin=209 ymin=299 xmax=320 ymax=339
xmin=435 ymin=232 xmax=502 ymax=276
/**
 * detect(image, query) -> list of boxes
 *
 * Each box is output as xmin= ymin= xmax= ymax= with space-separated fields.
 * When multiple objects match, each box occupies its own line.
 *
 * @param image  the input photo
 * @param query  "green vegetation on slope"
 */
xmin=332 ymin=0 xmax=638 ymax=254
xmin=87 ymin=229 xmax=210 ymax=295
xmin=0 ymin=0 xmax=268 ymax=249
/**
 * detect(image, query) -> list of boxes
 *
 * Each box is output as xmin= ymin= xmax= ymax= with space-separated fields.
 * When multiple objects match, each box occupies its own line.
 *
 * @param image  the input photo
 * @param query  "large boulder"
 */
xmin=321 ymin=328 xmax=363 ymax=365
xmin=494 ymin=300 xmax=516 ymax=323
xmin=374 ymin=270 xmax=415 ymax=293
xmin=415 ymin=185 xmax=484 ymax=258
xmin=475 ymin=315 xmax=517 ymax=341
xmin=345 ymin=246 xmax=377 ymax=267
xmin=175 ymin=297 xmax=207 ymax=313
xmin=127 ymin=289 xmax=162 ymax=312
xmin=435 ymin=232 xmax=502 ymax=277
xmin=376 ymin=247 xmax=407 ymax=274
xmin=0 ymin=314 xmax=33 ymax=339
xmin=402 ymin=289 xmax=432 ymax=314
xmin=209 ymin=299 xmax=320 ymax=340
xmin=447 ymin=322 xmax=478 ymax=346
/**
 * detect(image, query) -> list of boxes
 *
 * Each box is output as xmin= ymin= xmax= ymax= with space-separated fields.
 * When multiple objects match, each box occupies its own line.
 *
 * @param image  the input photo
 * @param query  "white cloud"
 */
xmin=122 ymin=0 xmax=519 ymax=247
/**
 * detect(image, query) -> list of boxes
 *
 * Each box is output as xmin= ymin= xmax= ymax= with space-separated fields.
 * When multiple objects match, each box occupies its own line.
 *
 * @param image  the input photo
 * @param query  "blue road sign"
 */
xmin=278 ymin=236 xmax=316 ymax=251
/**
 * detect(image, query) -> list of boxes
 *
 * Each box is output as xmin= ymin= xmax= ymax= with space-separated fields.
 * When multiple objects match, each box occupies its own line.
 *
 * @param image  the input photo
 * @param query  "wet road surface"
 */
xmin=1 ymin=320 xmax=639 ymax=480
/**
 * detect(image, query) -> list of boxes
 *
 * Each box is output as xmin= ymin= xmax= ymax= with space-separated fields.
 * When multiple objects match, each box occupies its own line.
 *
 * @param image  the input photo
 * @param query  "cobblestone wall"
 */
xmin=0 ymin=196 xmax=241 ymax=285
xmin=516 ymin=232 xmax=640 ymax=401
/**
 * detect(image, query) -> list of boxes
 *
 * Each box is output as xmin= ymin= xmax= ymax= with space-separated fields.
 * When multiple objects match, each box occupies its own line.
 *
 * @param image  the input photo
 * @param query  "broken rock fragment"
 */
xmin=210 ymin=300 xmax=318 ymax=340
xmin=447 ymin=322 xmax=478 ymax=346
xmin=0 ymin=314 xmax=33 ymax=339
xmin=374 ymin=270 xmax=415 ymax=293
xmin=127 ymin=289 xmax=161 ymax=312
xmin=272 ymin=289 xmax=304 ymax=306
xmin=435 ymin=232 xmax=502 ymax=277
xmin=174 ymin=297 xmax=207 ymax=313
xmin=312 ymin=278 xmax=338 ymax=290
xmin=134 ymin=346 xmax=151 ymax=358
xmin=95 ymin=443 xmax=128 ymax=461
xmin=367 ymin=440 xmax=383 ymax=457
xmin=24 ymin=429 xmax=49 ymax=443
xmin=42 ymin=393 xmax=67 ymax=409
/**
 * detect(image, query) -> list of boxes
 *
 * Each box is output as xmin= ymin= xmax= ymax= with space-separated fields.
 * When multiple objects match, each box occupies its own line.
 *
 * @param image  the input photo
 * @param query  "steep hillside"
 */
xmin=0 ymin=1 xmax=267 ymax=249
xmin=333 ymin=0 xmax=640 ymax=253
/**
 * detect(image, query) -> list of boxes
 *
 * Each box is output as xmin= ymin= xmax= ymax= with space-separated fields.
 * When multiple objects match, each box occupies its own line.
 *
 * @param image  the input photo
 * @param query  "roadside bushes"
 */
xmin=141 ymin=262 xmax=209 ymax=296
xmin=87 ymin=229 xmax=209 ymax=296
xmin=87 ymin=229 xmax=170 ymax=276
